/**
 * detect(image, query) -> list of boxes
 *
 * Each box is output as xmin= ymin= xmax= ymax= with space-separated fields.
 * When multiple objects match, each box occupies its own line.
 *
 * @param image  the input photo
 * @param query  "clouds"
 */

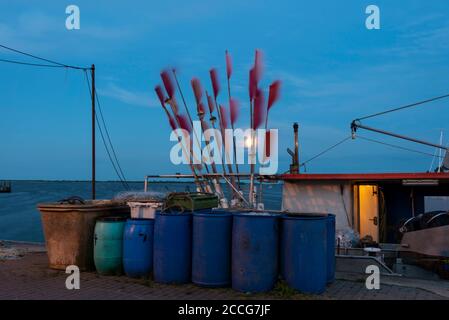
xmin=1 ymin=1 xmax=449 ymax=178
xmin=394 ymin=24 xmax=449 ymax=57
xmin=0 ymin=9 xmax=136 ymax=56
xmin=363 ymin=12 xmax=449 ymax=59
xmin=98 ymin=83 xmax=157 ymax=108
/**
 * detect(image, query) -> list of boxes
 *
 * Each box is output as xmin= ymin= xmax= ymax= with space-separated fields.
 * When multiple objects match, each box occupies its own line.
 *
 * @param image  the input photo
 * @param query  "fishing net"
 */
xmin=0 ymin=247 xmax=24 ymax=260
xmin=0 ymin=241 xmax=45 ymax=260
xmin=113 ymin=190 xmax=165 ymax=202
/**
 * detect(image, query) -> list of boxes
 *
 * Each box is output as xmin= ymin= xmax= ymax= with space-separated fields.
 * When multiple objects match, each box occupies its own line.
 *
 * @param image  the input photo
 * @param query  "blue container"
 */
xmin=123 ymin=218 xmax=154 ymax=278
xmin=94 ymin=217 xmax=127 ymax=275
xmin=279 ymin=217 xmax=286 ymax=280
xmin=232 ymin=212 xmax=280 ymax=293
xmin=281 ymin=215 xmax=327 ymax=294
xmin=192 ymin=210 xmax=232 ymax=287
xmin=153 ymin=211 xmax=192 ymax=284
xmin=327 ymin=214 xmax=336 ymax=284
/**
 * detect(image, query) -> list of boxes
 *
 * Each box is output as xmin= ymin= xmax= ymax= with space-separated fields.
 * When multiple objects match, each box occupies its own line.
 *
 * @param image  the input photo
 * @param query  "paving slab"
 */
xmin=0 ymin=251 xmax=446 ymax=300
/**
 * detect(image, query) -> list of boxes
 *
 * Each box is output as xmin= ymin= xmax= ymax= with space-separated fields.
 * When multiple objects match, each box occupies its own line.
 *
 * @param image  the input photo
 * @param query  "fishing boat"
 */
xmin=0 ymin=181 xmax=11 ymax=193
xmin=144 ymin=118 xmax=449 ymax=280
xmin=146 ymin=49 xmax=449 ymax=280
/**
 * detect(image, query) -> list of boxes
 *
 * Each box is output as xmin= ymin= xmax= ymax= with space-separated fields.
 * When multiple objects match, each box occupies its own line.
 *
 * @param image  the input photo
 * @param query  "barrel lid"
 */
xmin=156 ymin=210 xmax=192 ymax=216
xmin=233 ymin=211 xmax=281 ymax=218
xmin=193 ymin=210 xmax=232 ymax=217
xmin=97 ymin=216 xmax=128 ymax=222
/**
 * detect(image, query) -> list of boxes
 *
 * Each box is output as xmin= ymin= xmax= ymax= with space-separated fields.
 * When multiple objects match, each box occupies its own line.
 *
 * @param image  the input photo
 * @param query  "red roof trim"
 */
xmin=279 ymin=172 xmax=449 ymax=182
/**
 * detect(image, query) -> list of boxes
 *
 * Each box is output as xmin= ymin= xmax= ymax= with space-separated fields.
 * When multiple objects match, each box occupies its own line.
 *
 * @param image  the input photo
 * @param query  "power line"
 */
xmin=85 ymin=72 xmax=129 ymax=189
xmin=0 ymin=43 xmax=89 ymax=70
xmin=0 ymin=58 xmax=68 ymax=68
xmin=357 ymin=93 xmax=449 ymax=121
xmin=83 ymin=70 xmax=129 ymax=189
xmin=94 ymin=83 xmax=130 ymax=189
xmin=0 ymin=43 xmax=128 ymax=188
xmin=357 ymin=135 xmax=444 ymax=159
xmin=95 ymin=112 xmax=130 ymax=190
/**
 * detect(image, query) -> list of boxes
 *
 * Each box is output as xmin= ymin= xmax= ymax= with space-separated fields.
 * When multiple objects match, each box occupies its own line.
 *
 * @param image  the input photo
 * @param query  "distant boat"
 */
xmin=0 ymin=181 xmax=11 ymax=193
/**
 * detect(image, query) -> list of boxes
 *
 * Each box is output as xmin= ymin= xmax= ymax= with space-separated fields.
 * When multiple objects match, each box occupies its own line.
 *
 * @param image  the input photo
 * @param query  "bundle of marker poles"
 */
xmin=173 ymin=69 xmax=225 ymax=198
xmin=154 ymin=50 xmax=280 ymax=208
xmin=156 ymin=69 xmax=230 ymax=204
xmin=156 ymin=71 xmax=211 ymax=194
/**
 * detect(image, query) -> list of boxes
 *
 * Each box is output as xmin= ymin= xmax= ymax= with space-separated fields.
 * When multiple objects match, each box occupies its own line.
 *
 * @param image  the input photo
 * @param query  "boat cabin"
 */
xmin=280 ymin=173 xmax=449 ymax=244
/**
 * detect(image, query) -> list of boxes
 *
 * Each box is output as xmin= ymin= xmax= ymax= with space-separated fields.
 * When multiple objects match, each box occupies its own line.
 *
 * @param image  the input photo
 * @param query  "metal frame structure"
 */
xmin=351 ymin=120 xmax=449 ymax=152
xmin=143 ymin=173 xmax=279 ymax=207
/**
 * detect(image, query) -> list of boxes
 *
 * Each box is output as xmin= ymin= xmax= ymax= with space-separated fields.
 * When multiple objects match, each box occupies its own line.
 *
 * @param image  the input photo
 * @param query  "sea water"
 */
xmin=0 ymin=181 xmax=282 ymax=242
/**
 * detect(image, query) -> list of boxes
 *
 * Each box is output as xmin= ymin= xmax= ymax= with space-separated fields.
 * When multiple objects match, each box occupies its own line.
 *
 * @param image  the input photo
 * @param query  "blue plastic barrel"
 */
xmin=281 ymin=214 xmax=327 ymax=294
xmin=123 ymin=218 xmax=154 ymax=278
xmin=327 ymin=214 xmax=336 ymax=284
xmin=192 ymin=210 xmax=232 ymax=287
xmin=232 ymin=212 xmax=280 ymax=293
xmin=153 ymin=211 xmax=192 ymax=284
xmin=279 ymin=216 xmax=286 ymax=280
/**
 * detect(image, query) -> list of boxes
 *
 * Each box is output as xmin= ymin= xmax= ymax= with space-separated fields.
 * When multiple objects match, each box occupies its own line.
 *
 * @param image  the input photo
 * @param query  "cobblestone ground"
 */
xmin=0 ymin=253 xmax=446 ymax=300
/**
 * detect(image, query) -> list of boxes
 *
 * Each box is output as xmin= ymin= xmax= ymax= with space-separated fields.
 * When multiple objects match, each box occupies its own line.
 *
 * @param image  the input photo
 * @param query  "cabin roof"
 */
xmin=279 ymin=172 xmax=449 ymax=183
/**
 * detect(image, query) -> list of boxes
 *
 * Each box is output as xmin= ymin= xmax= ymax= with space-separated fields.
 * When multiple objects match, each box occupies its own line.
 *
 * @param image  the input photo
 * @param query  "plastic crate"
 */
xmin=128 ymin=201 xmax=162 ymax=219
xmin=164 ymin=192 xmax=219 ymax=211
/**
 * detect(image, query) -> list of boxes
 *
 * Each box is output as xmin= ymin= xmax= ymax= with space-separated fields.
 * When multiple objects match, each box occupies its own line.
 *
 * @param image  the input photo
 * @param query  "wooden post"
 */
xmin=91 ymin=64 xmax=96 ymax=200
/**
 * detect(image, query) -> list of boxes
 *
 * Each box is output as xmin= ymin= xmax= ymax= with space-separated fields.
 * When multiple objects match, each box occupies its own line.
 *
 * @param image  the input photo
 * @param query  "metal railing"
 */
xmin=143 ymin=173 xmax=279 ymax=208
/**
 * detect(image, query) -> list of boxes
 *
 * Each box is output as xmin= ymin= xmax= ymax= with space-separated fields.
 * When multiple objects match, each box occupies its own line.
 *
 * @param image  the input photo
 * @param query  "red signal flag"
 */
xmin=219 ymin=105 xmax=228 ymax=129
xmin=230 ymin=98 xmax=239 ymax=126
xmin=198 ymin=102 xmax=206 ymax=115
xmin=160 ymin=70 xmax=175 ymax=99
xmin=177 ymin=114 xmax=192 ymax=133
xmin=254 ymin=49 xmax=263 ymax=84
xmin=210 ymin=68 xmax=220 ymax=99
xmin=265 ymin=130 xmax=271 ymax=158
xmin=206 ymin=92 xmax=215 ymax=114
xmin=268 ymin=80 xmax=281 ymax=110
xmin=191 ymin=78 xmax=203 ymax=106
xmin=225 ymin=50 xmax=232 ymax=80
xmin=168 ymin=114 xmax=177 ymax=131
xmin=155 ymin=85 xmax=166 ymax=107
xmin=253 ymin=89 xmax=266 ymax=129
xmin=249 ymin=68 xmax=257 ymax=101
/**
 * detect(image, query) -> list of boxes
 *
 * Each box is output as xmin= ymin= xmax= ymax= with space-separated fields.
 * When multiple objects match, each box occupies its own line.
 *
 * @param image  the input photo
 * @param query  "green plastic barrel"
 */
xmin=94 ymin=217 xmax=127 ymax=275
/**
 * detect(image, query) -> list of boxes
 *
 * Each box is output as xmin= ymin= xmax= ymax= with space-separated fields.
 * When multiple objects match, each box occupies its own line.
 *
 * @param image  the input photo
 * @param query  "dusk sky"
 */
xmin=1 ymin=0 xmax=449 ymax=180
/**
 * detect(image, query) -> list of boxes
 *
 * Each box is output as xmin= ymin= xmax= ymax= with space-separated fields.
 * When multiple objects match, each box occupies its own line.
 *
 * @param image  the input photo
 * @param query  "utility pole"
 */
xmin=91 ymin=64 xmax=96 ymax=200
